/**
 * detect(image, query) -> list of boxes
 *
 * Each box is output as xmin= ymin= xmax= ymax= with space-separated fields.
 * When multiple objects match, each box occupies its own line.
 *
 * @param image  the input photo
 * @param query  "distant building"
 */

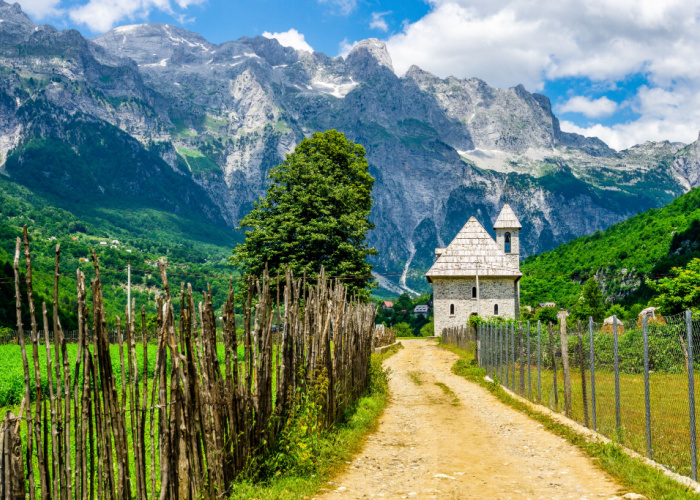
xmin=413 ymin=304 xmax=430 ymax=317
xmin=539 ymin=302 xmax=556 ymax=308
xmin=382 ymin=301 xmax=394 ymax=309
xmin=112 ymin=240 xmax=120 ymax=245
xmin=426 ymin=203 xmax=522 ymax=336
xmin=99 ymin=241 xmax=107 ymax=246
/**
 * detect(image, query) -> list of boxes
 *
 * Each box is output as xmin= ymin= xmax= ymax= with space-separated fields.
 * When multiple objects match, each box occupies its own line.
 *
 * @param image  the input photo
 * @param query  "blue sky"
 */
xmin=14 ymin=0 xmax=700 ymax=150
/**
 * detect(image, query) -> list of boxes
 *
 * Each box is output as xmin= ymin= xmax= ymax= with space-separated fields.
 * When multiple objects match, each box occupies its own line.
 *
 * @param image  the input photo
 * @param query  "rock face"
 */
xmin=1 ymin=2 xmax=700 ymax=293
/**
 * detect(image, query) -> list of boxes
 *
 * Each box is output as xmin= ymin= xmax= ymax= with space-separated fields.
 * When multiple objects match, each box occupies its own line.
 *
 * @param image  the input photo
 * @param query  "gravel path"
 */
xmin=318 ymin=339 xmax=629 ymax=499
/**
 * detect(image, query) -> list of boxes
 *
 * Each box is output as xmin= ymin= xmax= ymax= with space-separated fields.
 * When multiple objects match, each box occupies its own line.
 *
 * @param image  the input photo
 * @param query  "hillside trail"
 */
xmin=317 ymin=339 xmax=630 ymax=500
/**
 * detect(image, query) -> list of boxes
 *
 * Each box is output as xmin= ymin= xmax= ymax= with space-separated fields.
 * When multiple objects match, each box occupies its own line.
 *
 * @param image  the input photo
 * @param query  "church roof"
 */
xmin=493 ymin=203 xmax=522 ymax=229
xmin=425 ymin=216 xmax=522 ymax=282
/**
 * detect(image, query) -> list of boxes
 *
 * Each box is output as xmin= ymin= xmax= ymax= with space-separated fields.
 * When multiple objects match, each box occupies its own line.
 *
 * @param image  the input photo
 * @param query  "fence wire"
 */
xmin=443 ymin=312 xmax=700 ymax=481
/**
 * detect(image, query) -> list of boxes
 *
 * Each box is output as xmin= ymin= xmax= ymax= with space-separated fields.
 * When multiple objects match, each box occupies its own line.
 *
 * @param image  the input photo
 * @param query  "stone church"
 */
xmin=426 ymin=204 xmax=522 ymax=336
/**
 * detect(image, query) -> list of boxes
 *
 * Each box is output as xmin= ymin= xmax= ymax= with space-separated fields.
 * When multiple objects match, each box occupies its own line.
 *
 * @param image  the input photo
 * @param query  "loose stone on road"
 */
xmin=318 ymin=339 xmax=628 ymax=499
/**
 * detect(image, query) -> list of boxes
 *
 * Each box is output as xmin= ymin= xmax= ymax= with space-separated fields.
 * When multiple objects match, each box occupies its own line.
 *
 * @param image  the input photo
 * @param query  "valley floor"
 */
xmin=318 ymin=339 xmax=628 ymax=499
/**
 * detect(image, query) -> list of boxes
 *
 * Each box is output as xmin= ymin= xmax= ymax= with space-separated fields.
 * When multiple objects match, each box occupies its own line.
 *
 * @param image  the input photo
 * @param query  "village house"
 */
xmin=382 ymin=301 xmax=394 ymax=309
xmin=426 ymin=204 xmax=522 ymax=336
xmin=413 ymin=304 xmax=430 ymax=317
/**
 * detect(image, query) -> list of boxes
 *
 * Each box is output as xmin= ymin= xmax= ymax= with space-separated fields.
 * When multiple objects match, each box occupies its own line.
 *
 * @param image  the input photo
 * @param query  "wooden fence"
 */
xmin=0 ymin=227 xmax=376 ymax=500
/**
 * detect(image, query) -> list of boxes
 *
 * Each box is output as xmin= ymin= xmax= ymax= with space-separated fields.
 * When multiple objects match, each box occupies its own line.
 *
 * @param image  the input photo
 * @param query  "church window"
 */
xmin=494 ymin=304 xmax=499 ymax=315
xmin=472 ymin=286 xmax=477 ymax=298
xmin=450 ymin=304 xmax=455 ymax=316
xmin=505 ymin=232 xmax=511 ymax=253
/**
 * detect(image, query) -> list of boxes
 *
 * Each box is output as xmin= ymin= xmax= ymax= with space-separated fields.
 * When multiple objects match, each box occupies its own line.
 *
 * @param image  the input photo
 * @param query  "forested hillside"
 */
xmin=520 ymin=185 xmax=700 ymax=309
xmin=0 ymin=176 xmax=238 ymax=330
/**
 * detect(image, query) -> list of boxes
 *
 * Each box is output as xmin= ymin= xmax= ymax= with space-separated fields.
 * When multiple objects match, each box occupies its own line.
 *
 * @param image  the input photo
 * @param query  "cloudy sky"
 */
xmin=13 ymin=0 xmax=700 ymax=150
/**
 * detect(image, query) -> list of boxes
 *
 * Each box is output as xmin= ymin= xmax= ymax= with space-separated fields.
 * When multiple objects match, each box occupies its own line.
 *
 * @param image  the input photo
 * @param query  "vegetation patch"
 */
xmin=176 ymin=148 xmax=221 ymax=176
xmin=434 ymin=382 xmax=460 ymax=406
xmin=227 ymin=346 xmax=400 ymax=499
xmin=408 ymin=370 xmax=423 ymax=385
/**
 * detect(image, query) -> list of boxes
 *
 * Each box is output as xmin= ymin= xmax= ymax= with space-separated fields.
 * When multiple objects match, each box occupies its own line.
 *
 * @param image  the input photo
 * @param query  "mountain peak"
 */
xmin=0 ymin=1 xmax=37 ymax=40
xmin=347 ymin=38 xmax=393 ymax=72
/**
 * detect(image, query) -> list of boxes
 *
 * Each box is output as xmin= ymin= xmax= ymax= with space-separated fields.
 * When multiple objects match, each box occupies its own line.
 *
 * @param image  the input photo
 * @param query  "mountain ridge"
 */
xmin=2 ymin=2 xmax=700 ymax=294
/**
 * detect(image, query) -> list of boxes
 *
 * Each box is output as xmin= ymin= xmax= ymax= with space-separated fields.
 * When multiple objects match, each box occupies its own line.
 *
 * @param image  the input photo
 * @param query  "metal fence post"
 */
xmin=686 ymin=310 xmax=697 ymax=481
xmin=505 ymin=321 xmax=510 ymax=388
xmin=613 ymin=315 xmax=621 ymax=442
xmin=499 ymin=322 xmax=504 ymax=384
xmin=477 ymin=324 xmax=481 ymax=366
xmin=510 ymin=323 xmax=515 ymax=392
xmin=519 ymin=322 xmax=525 ymax=395
xmin=537 ymin=320 xmax=542 ymax=403
xmin=589 ymin=316 xmax=597 ymax=431
xmin=643 ymin=314 xmax=652 ymax=459
xmin=490 ymin=322 xmax=494 ymax=379
xmin=488 ymin=322 xmax=492 ymax=378
xmin=527 ymin=321 xmax=531 ymax=400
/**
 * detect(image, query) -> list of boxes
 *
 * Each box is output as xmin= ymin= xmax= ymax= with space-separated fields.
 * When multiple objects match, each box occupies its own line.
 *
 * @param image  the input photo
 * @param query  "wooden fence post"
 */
xmin=560 ymin=315 xmax=572 ymax=418
xmin=1 ymin=411 xmax=26 ymax=500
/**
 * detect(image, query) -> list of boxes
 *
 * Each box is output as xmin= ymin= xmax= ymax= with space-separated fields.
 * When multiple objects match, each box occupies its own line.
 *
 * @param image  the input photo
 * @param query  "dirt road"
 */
xmin=318 ymin=339 xmax=628 ymax=499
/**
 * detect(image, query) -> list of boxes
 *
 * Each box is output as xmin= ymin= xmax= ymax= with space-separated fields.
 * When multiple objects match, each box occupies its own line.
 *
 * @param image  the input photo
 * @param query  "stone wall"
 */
xmin=496 ymin=229 xmax=520 ymax=269
xmin=433 ymin=277 xmax=518 ymax=336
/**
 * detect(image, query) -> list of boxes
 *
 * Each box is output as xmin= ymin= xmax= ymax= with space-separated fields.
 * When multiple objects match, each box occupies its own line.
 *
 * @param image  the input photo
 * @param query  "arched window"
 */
xmin=494 ymin=304 xmax=499 ymax=315
xmin=504 ymin=232 xmax=511 ymax=254
xmin=472 ymin=286 xmax=477 ymax=298
xmin=450 ymin=304 xmax=455 ymax=315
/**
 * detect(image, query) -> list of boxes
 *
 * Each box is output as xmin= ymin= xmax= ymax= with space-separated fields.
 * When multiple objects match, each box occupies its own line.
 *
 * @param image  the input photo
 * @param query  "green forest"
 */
xmin=0 ymin=176 xmax=239 ymax=331
xmin=520 ymin=184 xmax=700 ymax=315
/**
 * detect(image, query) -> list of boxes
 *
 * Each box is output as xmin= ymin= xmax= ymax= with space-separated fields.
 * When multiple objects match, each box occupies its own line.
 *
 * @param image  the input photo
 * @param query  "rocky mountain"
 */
xmin=1 ymin=1 xmax=699 ymax=294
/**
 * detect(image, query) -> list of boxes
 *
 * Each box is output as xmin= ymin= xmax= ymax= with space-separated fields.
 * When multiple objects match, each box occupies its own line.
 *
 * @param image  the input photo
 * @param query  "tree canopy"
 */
xmin=571 ymin=278 xmax=606 ymax=322
xmin=230 ymin=130 xmax=377 ymax=300
xmin=648 ymin=258 xmax=700 ymax=315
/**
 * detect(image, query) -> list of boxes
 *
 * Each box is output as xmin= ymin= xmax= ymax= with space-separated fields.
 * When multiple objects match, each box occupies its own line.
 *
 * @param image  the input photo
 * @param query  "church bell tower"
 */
xmin=493 ymin=203 xmax=521 ymax=270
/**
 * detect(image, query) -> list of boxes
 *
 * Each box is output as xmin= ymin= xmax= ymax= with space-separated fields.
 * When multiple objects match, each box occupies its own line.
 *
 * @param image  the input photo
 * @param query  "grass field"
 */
xmin=490 ymin=354 xmax=700 ymax=479
xmin=0 ymin=342 xmax=246 ymax=407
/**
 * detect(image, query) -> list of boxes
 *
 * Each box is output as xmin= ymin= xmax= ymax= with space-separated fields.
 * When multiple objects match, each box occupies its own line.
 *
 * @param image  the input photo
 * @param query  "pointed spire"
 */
xmin=493 ymin=203 xmax=521 ymax=230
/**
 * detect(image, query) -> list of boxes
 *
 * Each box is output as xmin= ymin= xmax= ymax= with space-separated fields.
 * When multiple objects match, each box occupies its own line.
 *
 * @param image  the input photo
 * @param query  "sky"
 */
xmin=12 ymin=0 xmax=700 ymax=151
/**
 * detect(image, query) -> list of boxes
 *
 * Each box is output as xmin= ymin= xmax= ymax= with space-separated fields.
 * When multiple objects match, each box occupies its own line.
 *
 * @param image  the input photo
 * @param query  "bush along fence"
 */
xmin=441 ymin=313 xmax=700 ymax=482
xmin=0 ymin=228 xmax=376 ymax=500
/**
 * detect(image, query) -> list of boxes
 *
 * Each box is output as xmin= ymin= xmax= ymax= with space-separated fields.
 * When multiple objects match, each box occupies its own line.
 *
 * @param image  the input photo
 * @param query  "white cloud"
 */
xmin=557 ymin=96 xmax=618 ymax=118
xmin=68 ymin=0 xmax=205 ymax=33
xmin=383 ymin=0 xmax=700 ymax=147
xmin=560 ymin=84 xmax=700 ymax=150
xmin=318 ymin=0 xmax=356 ymax=16
xmin=262 ymin=29 xmax=313 ymax=53
xmin=370 ymin=11 xmax=390 ymax=32
xmin=17 ymin=0 xmax=62 ymax=19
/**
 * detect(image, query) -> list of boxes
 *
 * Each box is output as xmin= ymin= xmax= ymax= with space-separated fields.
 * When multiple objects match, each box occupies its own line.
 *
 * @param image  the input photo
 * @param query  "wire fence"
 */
xmin=443 ymin=312 xmax=700 ymax=481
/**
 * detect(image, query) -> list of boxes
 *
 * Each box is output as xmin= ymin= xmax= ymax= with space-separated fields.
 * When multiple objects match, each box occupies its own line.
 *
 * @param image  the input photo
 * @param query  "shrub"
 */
xmin=394 ymin=322 xmax=413 ymax=337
